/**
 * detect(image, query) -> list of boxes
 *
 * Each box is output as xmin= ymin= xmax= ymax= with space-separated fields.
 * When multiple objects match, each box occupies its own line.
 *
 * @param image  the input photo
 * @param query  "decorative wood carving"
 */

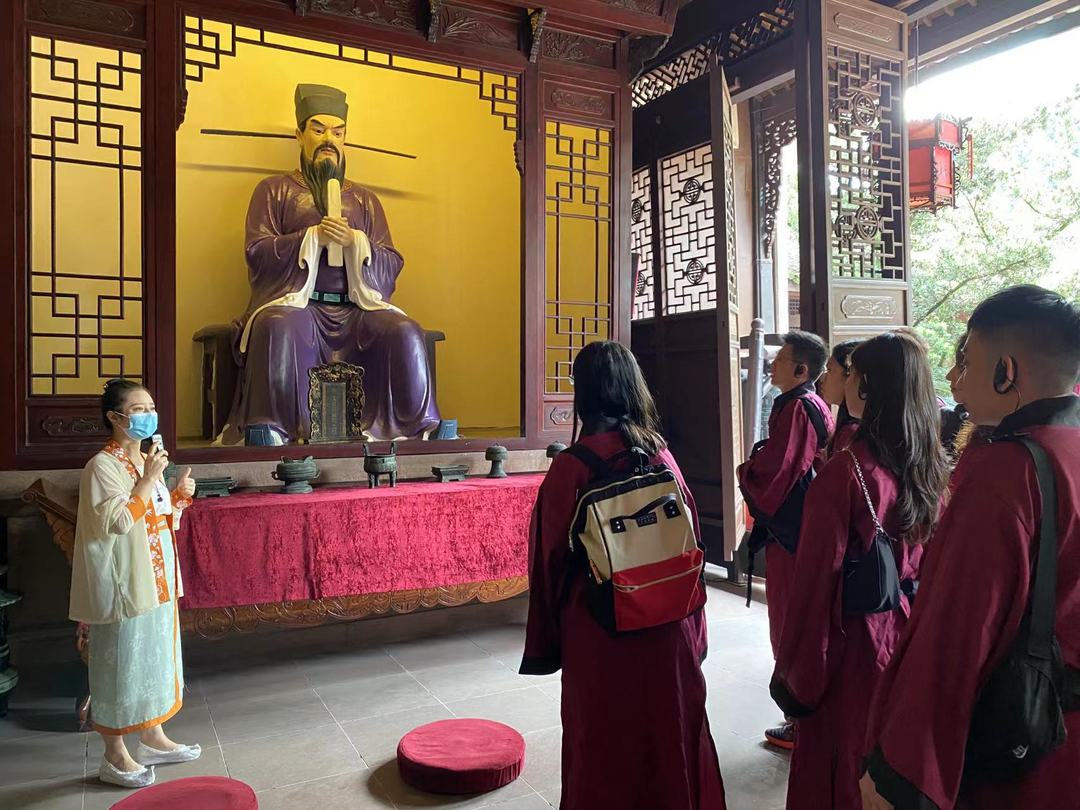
xmin=40 ymin=415 xmax=110 ymax=439
xmin=426 ymin=0 xmax=442 ymax=41
xmin=309 ymin=0 xmax=420 ymax=31
xmin=437 ymin=5 xmax=518 ymax=50
xmin=514 ymin=139 xmax=524 ymax=175
xmin=760 ymin=115 xmax=797 ymax=259
xmin=629 ymin=33 xmax=669 ymax=80
xmin=21 ymin=480 xmax=77 ymax=565
xmin=548 ymin=404 xmax=573 ymax=426
xmin=606 ymin=0 xmax=663 ymax=13
xmin=840 ymin=293 xmax=896 ymax=319
xmin=542 ymin=29 xmax=614 ymax=68
xmin=180 ymin=577 xmax=529 ymax=639
xmin=32 ymin=0 xmax=143 ymax=38
xmin=528 ymin=8 xmax=547 ymax=63
xmin=548 ymin=85 xmax=610 ymax=118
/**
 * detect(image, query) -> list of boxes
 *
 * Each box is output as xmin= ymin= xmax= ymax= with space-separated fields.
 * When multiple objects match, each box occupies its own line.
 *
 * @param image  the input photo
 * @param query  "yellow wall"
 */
xmin=176 ymin=25 xmax=521 ymax=440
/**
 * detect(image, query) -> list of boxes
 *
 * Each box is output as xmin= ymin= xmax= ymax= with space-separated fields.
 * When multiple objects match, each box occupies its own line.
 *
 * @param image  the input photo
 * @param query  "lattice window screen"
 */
xmin=544 ymin=121 xmax=612 ymax=395
xmin=29 ymin=36 xmax=144 ymax=395
xmin=660 ymin=144 xmax=716 ymax=315
xmin=826 ymin=45 xmax=905 ymax=280
xmin=630 ymin=167 xmax=654 ymax=321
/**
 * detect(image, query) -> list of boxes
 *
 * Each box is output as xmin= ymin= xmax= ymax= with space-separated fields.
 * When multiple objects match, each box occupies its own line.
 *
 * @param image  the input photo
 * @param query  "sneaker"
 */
xmin=764 ymin=721 xmax=795 ymax=750
xmin=135 ymin=741 xmax=202 ymax=765
xmin=98 ymin=758 xmax=155 ymax=788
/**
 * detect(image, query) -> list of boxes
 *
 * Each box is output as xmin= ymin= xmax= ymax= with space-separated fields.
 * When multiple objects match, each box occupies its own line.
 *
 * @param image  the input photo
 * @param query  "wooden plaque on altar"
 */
xmin=308 ymin=362 xmax=365 ymax=443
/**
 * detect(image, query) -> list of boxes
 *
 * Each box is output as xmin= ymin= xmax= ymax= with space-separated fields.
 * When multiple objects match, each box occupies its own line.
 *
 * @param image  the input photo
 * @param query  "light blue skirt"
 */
xmin=88 ymin=527 xmax=184 ymax=734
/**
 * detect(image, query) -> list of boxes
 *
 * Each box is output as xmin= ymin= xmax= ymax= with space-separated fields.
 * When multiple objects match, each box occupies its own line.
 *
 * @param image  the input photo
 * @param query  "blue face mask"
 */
xmin=119 ymin=411 xmax=158 ymax=441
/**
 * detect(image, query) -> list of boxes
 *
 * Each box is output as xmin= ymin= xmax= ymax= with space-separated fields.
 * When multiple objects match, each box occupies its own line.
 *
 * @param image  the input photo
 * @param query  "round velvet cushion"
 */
xmin=397 ymin=719 xmax=526 ymax=795
xmin=111 ymin=776 xmax=258 ymax=810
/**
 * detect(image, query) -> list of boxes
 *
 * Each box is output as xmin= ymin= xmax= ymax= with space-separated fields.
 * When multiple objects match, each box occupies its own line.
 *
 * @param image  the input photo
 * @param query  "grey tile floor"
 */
xmin=0 ymin=582 xmax=789 ymax=810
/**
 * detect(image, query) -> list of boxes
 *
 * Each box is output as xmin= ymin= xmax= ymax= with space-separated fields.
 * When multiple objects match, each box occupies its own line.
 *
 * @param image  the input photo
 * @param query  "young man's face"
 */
xmin=953 ymin=330 xmax=1014 ymax=426
xmin=771 ymin=344 xmax=806 ymax=394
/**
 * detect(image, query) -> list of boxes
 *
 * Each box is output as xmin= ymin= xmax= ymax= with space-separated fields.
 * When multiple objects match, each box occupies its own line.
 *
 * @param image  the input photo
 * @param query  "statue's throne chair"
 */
xmin=193 ymin=324 xmax=445 ymax=440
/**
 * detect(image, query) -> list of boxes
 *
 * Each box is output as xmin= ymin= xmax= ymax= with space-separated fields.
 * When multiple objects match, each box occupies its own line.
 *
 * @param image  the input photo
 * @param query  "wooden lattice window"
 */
xmin=630 ymin=167 xmax=654 ymax=321
xmin=544 ymin=121 xmax=612 ymax=395
xmin=827 ymin=45 xmax=905 ymax=280
xmin=660 ymin=144 xmax=716 ymax=315
xmin=28 ymin=36 xmax=144 ymax=395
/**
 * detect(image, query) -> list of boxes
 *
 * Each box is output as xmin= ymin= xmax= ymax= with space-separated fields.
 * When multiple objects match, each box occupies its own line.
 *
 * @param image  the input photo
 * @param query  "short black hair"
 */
xmin=782 ymin=330 xmax=829 ymax=381
xmin=967 ymin=285 xmax=1080 ymax=390
xmin=101 ymin=378 xmax=146 ymax=428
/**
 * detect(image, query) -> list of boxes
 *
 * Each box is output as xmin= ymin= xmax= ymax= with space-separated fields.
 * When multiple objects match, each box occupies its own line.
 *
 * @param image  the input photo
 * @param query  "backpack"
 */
xmin=743 ymin=397 xmax=829 ymax=606
xmin=565 ymin=444 xmax=706 ymax=634
xmin=963 ymin=437 xmax=1079 ymax=782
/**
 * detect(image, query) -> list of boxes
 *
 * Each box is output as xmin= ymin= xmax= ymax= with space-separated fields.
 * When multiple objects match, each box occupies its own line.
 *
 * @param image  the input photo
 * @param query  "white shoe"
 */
xmin=136 ymin=741 xmax=202 ymax=765
xmin=98 ymin=758 xmax=155 ymax=788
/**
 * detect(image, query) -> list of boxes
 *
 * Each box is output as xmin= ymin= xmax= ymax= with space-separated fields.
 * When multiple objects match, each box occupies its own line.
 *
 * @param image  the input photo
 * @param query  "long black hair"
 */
xmin=851 ymin=332 xmax=948 ymax=542
xmin=101 ymin=378 xmax=147 ymax=429
xmin=571 ymin=341 xmax=665 ymax=456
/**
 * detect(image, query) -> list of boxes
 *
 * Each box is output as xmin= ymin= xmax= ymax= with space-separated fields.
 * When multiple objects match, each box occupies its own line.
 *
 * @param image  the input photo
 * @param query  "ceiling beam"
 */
xmin=911 ymin=0 xmax=1079 ymax=63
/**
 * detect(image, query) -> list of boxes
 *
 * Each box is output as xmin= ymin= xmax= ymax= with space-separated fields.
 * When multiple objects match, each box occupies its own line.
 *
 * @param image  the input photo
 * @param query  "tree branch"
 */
xmin=913 ymin=256 xmax=1031 ymax=326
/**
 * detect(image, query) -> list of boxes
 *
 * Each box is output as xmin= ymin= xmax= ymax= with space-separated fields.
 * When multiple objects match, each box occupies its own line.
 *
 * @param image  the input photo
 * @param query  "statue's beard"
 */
xmin=300 ymin=150 xmax=346 ymax=217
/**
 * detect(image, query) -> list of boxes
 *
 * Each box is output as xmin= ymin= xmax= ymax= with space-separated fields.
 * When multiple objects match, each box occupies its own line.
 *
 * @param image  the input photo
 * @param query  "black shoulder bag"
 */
xmin=963 ymin=437 xmax=1069 ymax=782
xmin=841 ymin=449 xmax=904 ymax=615
xmin=743 ymin=398 xmax=829 ymax=607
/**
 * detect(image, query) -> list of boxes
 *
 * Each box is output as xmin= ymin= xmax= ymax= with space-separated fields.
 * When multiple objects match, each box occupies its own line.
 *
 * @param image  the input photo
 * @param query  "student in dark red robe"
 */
xmin=861 ymin=286 xmax=1080 ymax=810
xmin=770 ymin=331 xmax=949 ymax=810
xmin=738 ymin=331 xmax=834 ymax=748
xmin=520 ymin=340 xmax=726 ymax=810
xmin=819 ymin=339 xmax=862 ymax=459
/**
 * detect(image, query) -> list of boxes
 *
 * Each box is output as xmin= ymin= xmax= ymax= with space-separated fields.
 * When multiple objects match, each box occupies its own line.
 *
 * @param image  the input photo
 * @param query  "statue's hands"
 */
xmin=319 ymin=217 xmax=355 ymax=248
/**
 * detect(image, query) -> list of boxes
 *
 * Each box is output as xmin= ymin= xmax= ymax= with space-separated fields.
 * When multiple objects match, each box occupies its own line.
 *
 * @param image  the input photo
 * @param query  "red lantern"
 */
xmin=908 ymin=115 xmax=969 ymax=214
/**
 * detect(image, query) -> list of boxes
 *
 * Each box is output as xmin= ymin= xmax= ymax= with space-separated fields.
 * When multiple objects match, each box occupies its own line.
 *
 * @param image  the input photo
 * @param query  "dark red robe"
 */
xmin=738 ymin=384 xmax=835 ymax=654
xmin=770 ymin=438 xmax=923 ymax=810
xmin=521 ymin=431 xmax=726 ymax=810
xmin=864 ymin=395 xmax=1080 ymax=810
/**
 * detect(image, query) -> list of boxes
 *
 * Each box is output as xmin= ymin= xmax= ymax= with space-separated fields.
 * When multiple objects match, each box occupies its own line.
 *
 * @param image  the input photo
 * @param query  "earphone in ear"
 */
xmin=994 ymin=357 xmax=1017 ymax=394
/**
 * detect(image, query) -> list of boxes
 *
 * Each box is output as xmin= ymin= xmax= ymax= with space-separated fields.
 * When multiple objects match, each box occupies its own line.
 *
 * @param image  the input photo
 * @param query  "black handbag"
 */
xmin=841 ymin=449 xmax=902 ymax=616
xmin=963 ymin=438 xmax=1069 ymax=782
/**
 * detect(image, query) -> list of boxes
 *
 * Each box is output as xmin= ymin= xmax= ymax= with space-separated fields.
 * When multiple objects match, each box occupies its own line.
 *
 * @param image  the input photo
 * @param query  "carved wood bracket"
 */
xmin=528 ymin=8 xmax=547 ymax=63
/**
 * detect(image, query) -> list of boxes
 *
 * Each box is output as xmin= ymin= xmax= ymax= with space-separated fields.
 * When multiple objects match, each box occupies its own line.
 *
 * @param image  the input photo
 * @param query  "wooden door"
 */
xmin=629 ymin=68 xmax=742 ymax=571
xmin=796 ymin=0 xmax=911 ymax=342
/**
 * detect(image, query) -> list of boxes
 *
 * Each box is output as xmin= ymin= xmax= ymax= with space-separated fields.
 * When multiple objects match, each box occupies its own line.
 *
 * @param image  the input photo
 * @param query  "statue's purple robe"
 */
xmin=223 ymin=171 xmax=440 ymax=442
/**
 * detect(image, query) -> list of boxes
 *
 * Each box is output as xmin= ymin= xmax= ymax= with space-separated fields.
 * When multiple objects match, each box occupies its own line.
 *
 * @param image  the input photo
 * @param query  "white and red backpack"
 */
xmin=565 ymin=445 xmax=706 ymax=634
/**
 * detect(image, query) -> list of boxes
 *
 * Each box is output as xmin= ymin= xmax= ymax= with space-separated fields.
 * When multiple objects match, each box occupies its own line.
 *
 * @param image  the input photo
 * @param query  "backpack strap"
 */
xmin=1016 ymin=437 xmax=1058 ymax=661
xmin=799 ymin=397 xmax=829 ymax=450
xmin=563 ymin=444 xmax=610 ymax=479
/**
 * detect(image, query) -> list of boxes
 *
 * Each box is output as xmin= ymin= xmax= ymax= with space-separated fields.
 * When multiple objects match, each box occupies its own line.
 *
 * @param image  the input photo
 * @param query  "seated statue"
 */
xmin=218 ymin=83 xmax=441 ymax=445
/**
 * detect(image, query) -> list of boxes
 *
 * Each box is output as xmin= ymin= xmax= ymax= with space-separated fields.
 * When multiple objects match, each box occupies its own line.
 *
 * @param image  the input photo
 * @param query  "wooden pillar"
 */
xmin=795 ymin=0 xmax=911 ymax=343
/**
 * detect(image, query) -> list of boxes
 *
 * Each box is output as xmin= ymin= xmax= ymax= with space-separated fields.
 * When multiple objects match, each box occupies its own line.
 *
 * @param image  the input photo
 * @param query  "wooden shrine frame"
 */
xmin=0 ymin=0 xmax=678 ymax=471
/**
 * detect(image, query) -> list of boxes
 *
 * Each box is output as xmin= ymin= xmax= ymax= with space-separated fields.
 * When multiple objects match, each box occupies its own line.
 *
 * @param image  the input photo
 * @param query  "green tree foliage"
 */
xmin=911 ymin=86 xmax=1080 ymax=395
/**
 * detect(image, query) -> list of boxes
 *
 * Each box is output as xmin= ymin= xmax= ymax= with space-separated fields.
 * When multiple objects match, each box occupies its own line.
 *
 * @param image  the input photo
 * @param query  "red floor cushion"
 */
xmin=110 ymin=776 xmax=257 ymax=809
xmin=397 ymin=718 xmax=526 ymax=794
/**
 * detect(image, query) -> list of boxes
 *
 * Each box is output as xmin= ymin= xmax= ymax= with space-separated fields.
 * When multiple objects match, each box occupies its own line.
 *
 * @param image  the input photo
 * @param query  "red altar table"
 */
xmin=175 ymin=475 xmax=542 ymax=637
